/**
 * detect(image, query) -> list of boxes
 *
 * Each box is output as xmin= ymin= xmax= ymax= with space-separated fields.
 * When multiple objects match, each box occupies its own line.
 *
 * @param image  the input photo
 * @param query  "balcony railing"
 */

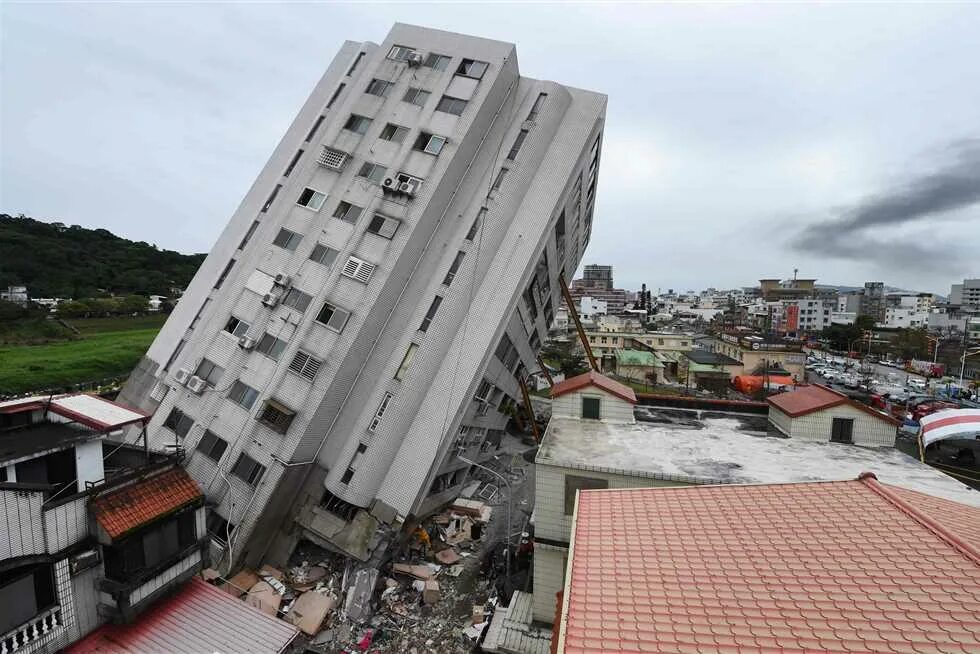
xmin=0 ymin=606 xmax=62 ymax=654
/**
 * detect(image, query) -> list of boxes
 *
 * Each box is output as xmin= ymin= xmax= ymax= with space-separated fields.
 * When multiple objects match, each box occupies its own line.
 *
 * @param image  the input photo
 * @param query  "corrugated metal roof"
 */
xmin=49 ymin=393 xmax=149 ymax=430
xmin=557 ymin=476 xmax=980 ymax=653
xmin=483 ymin=591 xmax=552 ymax=654
xmin=65 ymin=577 xmax=298 ymax=654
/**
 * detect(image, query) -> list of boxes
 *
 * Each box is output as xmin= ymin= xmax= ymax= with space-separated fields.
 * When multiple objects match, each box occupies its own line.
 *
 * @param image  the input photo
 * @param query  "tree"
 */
xmin=892 ymin=328 xmax=929 ymax=360
xmin=540 ymin=340 xmax=590 ymax=378
xmin=119 ymin=295 xmax=150 ymax=314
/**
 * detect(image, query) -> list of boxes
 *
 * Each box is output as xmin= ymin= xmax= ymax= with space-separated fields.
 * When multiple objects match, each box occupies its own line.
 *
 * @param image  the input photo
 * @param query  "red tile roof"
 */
xmin=557 ymin=474 xmax=980 ymax=653
xmin=65 ymin=577 xmax=298 ymax=654
xmin=550 ymin=370 xmax=637 ymax=404
xmin=768 ymin=383 xmax=900 ymax=424
xmin=91 ymin=467 xmax=202 ymax=539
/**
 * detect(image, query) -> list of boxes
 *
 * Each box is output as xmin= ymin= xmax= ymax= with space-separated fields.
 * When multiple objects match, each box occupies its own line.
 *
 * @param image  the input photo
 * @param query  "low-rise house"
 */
xmin=697 ymin=332 xmax=805 ymax=380
xmin=613 ymin=349 xmax=656 ymax=385
xmin=680 ymin=349 xmax=742 ymax=389
xmin=554 ymin=475 xmax=980 ymax=653
xmin=768 ymin=383 xmax=900 ymax=446
xmin=0 ymin=394 xmax=226 ymax=653
xmin=532 ymin=373 xmax=978 ymax=623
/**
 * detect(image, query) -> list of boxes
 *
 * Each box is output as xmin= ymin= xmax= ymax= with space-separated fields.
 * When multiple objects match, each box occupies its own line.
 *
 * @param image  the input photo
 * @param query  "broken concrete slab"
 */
xmin=392 ymin=563 xmax=433 ymax=580
xmin=220 ymin=568 xmax=259 ymax=598
xmin=434 ymin=548 xmax=461 ymax=565
xmin=344 ymin=567 xmax=379 ymax=623
xmin=258 ymin=564 xmax=284 ymax=581
xmin=246 ymin=580 xmax=281 ymax=616
xmin=422 ymin=579 xmax=440 ymax=605
xmin=200 ymin=567 xmax=220 ymax=582
xmin=449 ymin=498 xmax=487 ymax=519
xmin=286 ymin=590 xmax=337 ymax=635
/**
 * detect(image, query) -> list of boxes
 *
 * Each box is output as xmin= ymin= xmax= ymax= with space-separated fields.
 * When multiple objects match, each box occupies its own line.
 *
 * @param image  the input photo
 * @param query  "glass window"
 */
xmin=296 ymin=187 xmax=326 ymax=211
xmin=365 ymin=78 xmax=392 ymax=97
xmin=456 ymin=59 xmax=489 ymax=79
xmin=419 ymin=295 xmax=443 ymax=332
xmin=506 ymin=129 xmax=529 ymax=160
xmin=368 ymin=392 xmax=393 ymax=432
xmin=258 ymin=400 xmax=296 ymax=434
xmin=238 ymin=220 xmax=260 ymax=250
xmin=344 ymin=114 xmax=372 ymax=134
xmin=283 ymin=149 xmax=303 ymax=177
xmin=387 ymin=45 xmax=415 ymax=62
xmin=224 ymin=316 xmax=250 ymax=337
xmin=316 ymin=302 xmax=351 ymax=332
xmin=366 ymin=214 xmax=400 ymax=239
xmin=309 ymin=243 xmax=339 ymax=266
xmin=197 ymin=430 xmax=228 ymax=462
xmin=261 ymin=184 xmax=282 ymax=212
xmin=443 ymin=251 xmax=465 ymax=286
xmin=272 ymin=227 xmax=302 ymax=250
xmin=527 ymin=92 xmax=547 ymax=121
xmin=256 ymin=332 xmax=287 ymax=360
xmin=413 ymin=132 xmax=447 ymax=155
xmin=356 ymin=162 xmax=387 ymax=183
xmin=231 ymin=453 xmax=265 ymax=485
xmin=325 ymin=83 xmax=345 ymax=109
xmin=403 ymin=87 xmax=431 ymax=107
xmin=395 ymin=343 xmax=418 ymax=380
xmin=164 ymin=407 xmax=194 ymax=438
xmin=436 ymin=95 xmax=467 ymax=116
xmin=424 ymin=53 xmax=451 ymax=70
xmin=491 ymin=167 xmax=508 ymax=191
xmin=332 ymin=201 xmax=363 ymax=223
xmin=466 ymin=208 xmax=486 ymax=241
xmin=346 ymin=52 xmax=365 ymax=76
xmin=379 ymin=123 xmax=410 ymax=143
xmin=195 ymin=358 xmax=224 ymax=385
xmin=282 ymin=288 xmax=313 ymax=312
xmin=214 ymin=258 xmax=235 ymax=289
xmin=228 ymin=380 xmax=259 ymax=410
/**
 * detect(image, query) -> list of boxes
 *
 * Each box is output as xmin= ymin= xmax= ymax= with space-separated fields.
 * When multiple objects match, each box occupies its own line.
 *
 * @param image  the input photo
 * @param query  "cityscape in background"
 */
xmin=2 ymin=18 xmax=980 ymax=654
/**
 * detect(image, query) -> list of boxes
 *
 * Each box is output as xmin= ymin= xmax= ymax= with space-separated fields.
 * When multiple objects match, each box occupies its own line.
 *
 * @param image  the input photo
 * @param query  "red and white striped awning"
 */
xmin=920 ymin=409 xmax=980 ymax=447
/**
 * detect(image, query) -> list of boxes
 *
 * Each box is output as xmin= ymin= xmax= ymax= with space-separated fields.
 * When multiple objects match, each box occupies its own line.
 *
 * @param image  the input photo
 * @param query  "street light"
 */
xmin=457 ymin=455 xmax=513 ymax=599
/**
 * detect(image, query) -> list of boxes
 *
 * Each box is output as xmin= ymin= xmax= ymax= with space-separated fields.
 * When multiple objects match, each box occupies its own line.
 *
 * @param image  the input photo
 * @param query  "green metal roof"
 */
xmin=615 ymin=349 xmax=656 ymax=366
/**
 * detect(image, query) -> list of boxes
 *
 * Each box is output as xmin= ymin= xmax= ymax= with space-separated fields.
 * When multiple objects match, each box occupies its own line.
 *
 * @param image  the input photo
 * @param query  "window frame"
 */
xmin=423 ymin=53 xmax=451 ymax=71
xmin=413 ymin=131 xmax=447 ymax=156
xmin=296 ymin=187 xmax=327 ymax=211
xmin=435 ymin=95 xmax=467 ymax=116
xmin=197 ymin=430 xmax=228 ymax=463
xmin=365 ymin=78 xmax=393 ymax=97
xmin=309 ymin=243 xmax=340 ymax=267
xmin=194 ymin=358 xmax=224 ymax=386
xmin=227 ymin=380 xmax=260 ymax=410
xmin=456 ymin=58 xmax=489 ymax=79
xmin=356 ymin=162 xmax=387 ymax=183
xmin=255 ymin=332 xmax=287 ymax=360
xmin=231 ymin=453 xmax=266 ymax=486
xmin=344 ymin=113 xmax=372 ymax=135
xmin=379 ymin=123 xmax=410 ymax=143
xmin=395 ymin=343 xmax=419 ymax=380
xmin=272 ymin=227 xmax=303 ymax=251
xmin=281 ymin=288 xmax=313 ymax=312
xmin=366 ymin=214 xmax=401 ymax=239
xmin=419 ymin=295 xmax=443 ymax=332
xmin=257 ymin=399 xmax=296 ymax=435
xmin=224 ymin=316 xmax=250 ymax=338
xmin=403 ymin=87 xmax=431 ymax=107
xmin=332 ymin=201 xmax=363 ymax=224
xmin=315 ymin=302 xmax=351 ymax=333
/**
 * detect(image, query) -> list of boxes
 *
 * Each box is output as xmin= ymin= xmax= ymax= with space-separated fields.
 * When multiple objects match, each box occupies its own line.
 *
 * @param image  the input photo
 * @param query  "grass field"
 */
xmin=0 ymin=314 xmax=167 ymax=396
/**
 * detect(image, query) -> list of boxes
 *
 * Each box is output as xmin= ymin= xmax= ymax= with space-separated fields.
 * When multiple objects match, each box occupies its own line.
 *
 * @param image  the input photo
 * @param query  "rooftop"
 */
xmin=0 ymin=421 xmax=103 ymax=465
xmin=0 ymin=393 xmax=149 ymax=430
xmin=614 ymin=349 xmax=656 ymax=366
xmin=557 ymin=476 xmax=980 ymax=653
xmin=685 ymin=349 xmax=742 ymax=366
xmin=536 ymin=408 xmax=979 ymax=506
xmin=91 ymin=466 xmax=203 ymax=539
xmin=65 ymin=577 xmax=298 ymax=654
xmin=550 ymin=370 xmax=637 ymax=404
xmin=769 ymin=384 xmax=901 ymax=425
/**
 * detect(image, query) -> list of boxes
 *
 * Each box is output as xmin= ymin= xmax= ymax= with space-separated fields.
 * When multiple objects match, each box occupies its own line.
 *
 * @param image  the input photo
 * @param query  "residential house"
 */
xmin=767 ymin=384 xmax=900 ymax=446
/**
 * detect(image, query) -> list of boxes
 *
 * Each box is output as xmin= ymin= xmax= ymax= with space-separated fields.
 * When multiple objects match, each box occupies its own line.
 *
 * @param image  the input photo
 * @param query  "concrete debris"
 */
xmin=200 ymin=567 xmax=220 ymax=582
xmin=287 ymin=590 xmax=338 ymax=635
xmin=448 ymin=498 xmax=489 ymax=519
xmin=258 ymin=564 xmax=284 ymax=581
xmin=463 ymin=621 xmax=488 ymax=640
xmin=246 ymin=580 xmax=281 ymax=616
xmin=422 ymin=580 xmax=440 ymax=604
xmin=220 ymin=568 xmax=258 ymax=598
xmin=344 ymin=567 xmax=379 ymax=623
xmin=392 ymin=563 xmax=435 ymax=580
xmin=434 ymin=547 xmax=461 ymax=565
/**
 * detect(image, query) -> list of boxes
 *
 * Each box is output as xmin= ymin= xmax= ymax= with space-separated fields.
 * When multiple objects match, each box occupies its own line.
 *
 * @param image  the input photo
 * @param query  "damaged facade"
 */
xmin=115 ymin=23 xmax=605 ymax=574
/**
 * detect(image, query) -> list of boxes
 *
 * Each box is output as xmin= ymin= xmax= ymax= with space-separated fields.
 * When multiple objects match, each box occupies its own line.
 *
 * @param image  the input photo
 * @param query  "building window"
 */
xmin=224 ymin=316 xmax=250 ymax=338
xmin=102 ymin=510 xmax=197 ymax=581
xmin=369 ymin=392 xmax=393 ymax=432
xmin=527 ymin=92 xmax=547 ymax=121
xmin=341 ymin=467 xmax=355 ymax=484
xmin=506 ymin=129 xmax=529 ymax=160
xmin=316 ymin=302 xmax=351 ymax=332
xmin=305 ymin=115 xmax=326 ymax=143
xmin=414 ymin=132 xmax=447 ymax=155
xmin=309 ymin=243 xmax=340 ymax=267
xmin=347 ymin=52 xmax=365 ymax=76
xmin=272 ymin=227 xmax=303 ymax=251
xmin=296 ymin=187 xmax=326 ymax=211
xmin=227 ymin=380 xmax=259 ymax=410
xmin=332 ymin=201 xmax=363 ymax=224
xmin=831 ymin=417 xmax=854 ymax=444
xmin=261 ymin=184 xmax=282 ymax=212
xmin=356 ymin=162 xmax=387 ymax=183
xmin=164 ymin=407 xmax=194 ymax=438
xmin=395 ymin=172 xmax=424 ymax=195
xmin=214 ymin=258 xmax=235 ymax=289
xmin=403 ymin=87 xmax=431 ymax=107
xmin=195 ymin=358 xmax=224 ymax=386
xmin=206 ymin=510 xmax=234 ymax=545
xmin=395 ymin=343 xmax=418 ymax=380
xmin=288 ymin=351 xmax=322 ymax=381
xmin=283 ymin=149 xmax=303 ymax=177
xmin=564 ymin=475 xmax=607 ymax=514
xmin=367 ymin=214 xmax=400 ymax=239
xmin=326 ymin=83 xmax=346 ymax=109
xmin=387 ymin=45 xmax=415 ymax=62
xmin=365 ymin=78 xmax=393 ymax=97
xmin=443 ymin=251 xmax=465 ymax=286
xmin=379 ymin=123 xmax=410 ymax=143
xmin=466 ymin=208 xmax=486 ymax=241
xmin=256 ymin=332 xmax=287 ymax=360
xmin=436 ymin=95 xmax=467 ymax=116
xmin=258 ymin=399 xmax=296 ymax=434
xmin=424 ymin=53 xmax=451 ymax=70
xmin=344 ymin=114 xmax=372 ymax=135
xmin=231 ymin=453 xmax=266 ymax=485
xmin=341 ymin=255 xmax=376 ymax=284
xmin=282 ymin=288 xmax=313 ymax=312
xmin=582 ymin=397 xmax=601 ymax=420
xmin=419 ymin=295 xmax=443 ymax=332
xmin=456 ymin=58 xmax=489 ymax=79
xmin=491 ymin=167 xmax=508 ymax=191
xmin=197 ymin=430 xmax=228 ymax=462
xmin=164 ymin=338 xmax=186 ymax=372
xmin=239 ymin=220 xmax=260 ymax=250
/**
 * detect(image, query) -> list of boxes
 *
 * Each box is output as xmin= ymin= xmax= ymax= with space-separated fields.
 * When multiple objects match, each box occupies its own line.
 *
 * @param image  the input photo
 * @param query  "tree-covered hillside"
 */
xmin=0 ymin=214 xmax=206 ymax=298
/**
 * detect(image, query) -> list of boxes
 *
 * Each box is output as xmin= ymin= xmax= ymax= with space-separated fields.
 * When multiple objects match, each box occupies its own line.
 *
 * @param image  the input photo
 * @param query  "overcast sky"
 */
xmin=2 ymin=3 xmax=978 ymax=295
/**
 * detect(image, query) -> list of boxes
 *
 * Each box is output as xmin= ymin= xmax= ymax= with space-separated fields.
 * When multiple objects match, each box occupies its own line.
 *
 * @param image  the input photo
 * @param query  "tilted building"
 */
xmin=117 ymin=24 xmax=606 ymax=569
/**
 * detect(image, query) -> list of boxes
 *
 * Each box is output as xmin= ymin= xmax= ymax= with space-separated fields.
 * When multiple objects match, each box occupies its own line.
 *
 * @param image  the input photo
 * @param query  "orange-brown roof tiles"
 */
xmin=550 ymin=370 xmax=637 ymax=404
xmin=558 ymin=476 xmax=980 ymax=653
xmin=91 ymin=466 xmax=202 ymax=539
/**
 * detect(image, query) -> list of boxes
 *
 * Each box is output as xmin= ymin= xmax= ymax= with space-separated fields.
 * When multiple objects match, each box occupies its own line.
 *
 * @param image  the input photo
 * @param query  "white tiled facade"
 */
xmin=551 ymin=388 xmax=634 ymax=424
xmin=118 ymin=24 xmax=605 ymax=566
xmin=769 ymin=403 xmax=898 ymax=447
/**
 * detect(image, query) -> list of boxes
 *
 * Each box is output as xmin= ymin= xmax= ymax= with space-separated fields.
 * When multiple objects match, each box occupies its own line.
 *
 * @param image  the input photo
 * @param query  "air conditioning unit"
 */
xmin=273 ymin=273 xmax=292 ymax=288
xmin=239 ymin=336 xmax=256 ymax=350
xmin=262 ymin=292 xmax=280 ymax=307
xmin=186 ymin=376 xmax=207 ymax=394
xmin=174 ymin=368 xmax=192 ymax=385
xmin=382 ymin=177 xmax=396 ymax=191
xmin=398 ymin=182 xmax=416 ymax=197
xmin=407 ymin=52 xmax=423 ymax=67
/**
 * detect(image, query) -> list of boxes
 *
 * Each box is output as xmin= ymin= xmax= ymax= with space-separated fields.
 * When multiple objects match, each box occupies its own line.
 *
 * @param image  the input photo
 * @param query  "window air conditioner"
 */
xmin=186 ymin=376 xmax=207 ymax=394
xmin=407 ymin=52 xmax=423 ymax=67
xmin=273 ymin=273 xmax=292 ymax=288
xmin=239 ymin=336 xmax=256 ymax=350
xmin=262 ymin=293 xmax=280 ymax=307
xmin=398 ymin=182 xmax=415 ymax=197
xmin=174 ymin=368 xmax=192 ymax=385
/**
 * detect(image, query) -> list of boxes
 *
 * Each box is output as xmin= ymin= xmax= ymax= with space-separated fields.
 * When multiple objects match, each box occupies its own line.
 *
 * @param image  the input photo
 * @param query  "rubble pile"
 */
xmin=202 ymin=497 xmax=502 ymax=653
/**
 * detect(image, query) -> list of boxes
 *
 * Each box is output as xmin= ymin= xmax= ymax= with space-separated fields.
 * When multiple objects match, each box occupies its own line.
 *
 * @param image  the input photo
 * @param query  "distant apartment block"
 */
xmin=859 ymin=281 xmax=886 ymax=322
xmin=950 ymin=278 xmax=980 ymax=310
xmin=117 ymin=24 xmax=606 ymax=570
xmin=569 ymin=264 xmax=627 ymax=312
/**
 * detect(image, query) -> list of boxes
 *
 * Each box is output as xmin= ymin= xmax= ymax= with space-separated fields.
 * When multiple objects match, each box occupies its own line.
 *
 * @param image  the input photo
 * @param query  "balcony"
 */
xmin=0 ymin=484 xmax=46 ymax=559
xmin=0 ymin=606 xmax=63 ymax=654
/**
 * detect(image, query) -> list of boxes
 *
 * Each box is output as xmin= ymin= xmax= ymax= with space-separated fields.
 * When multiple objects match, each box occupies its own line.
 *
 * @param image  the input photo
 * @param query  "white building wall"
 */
xmin=769 ymin=406 xmax=792 ymax=436
xmin=43 ymin=495 xmax=89 ymax=553
xmin=787 ymin=403 xmax=897 ymax=447
xmin=551 ymin=388 xmax=634 ymax=423
xmin=0 ymin=487 xmax=46 ymax=559
xmin=74 ymin=440 xmax=104 ymax=492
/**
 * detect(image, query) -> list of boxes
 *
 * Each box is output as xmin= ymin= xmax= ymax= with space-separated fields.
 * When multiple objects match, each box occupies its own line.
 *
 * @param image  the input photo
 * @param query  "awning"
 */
xmin=65 ymin=577 xmax=298 ymax=653
xmin=48 ymin=394 xmax=149 ymax=430
xmin=920 ymin=408 xmax=980 ymax=447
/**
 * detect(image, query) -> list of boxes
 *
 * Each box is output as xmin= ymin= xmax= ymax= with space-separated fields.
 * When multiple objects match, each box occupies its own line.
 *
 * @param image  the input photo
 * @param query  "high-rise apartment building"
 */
xmin=950 ymin=278 xmax=980 ymax=310
xmin=582 ymin=263 xmax=613 ymax=290
xmin=859 ymin=281 xmax=886 ymax=322
xmin=117 ymin=24 xmax=605 ymax=569
xmin=569 ymin=264 xmax=627 ymax=313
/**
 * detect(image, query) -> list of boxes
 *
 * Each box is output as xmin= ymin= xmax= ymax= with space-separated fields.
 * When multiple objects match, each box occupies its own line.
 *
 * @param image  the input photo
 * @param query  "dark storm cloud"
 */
xmin=793 ymin=139 xmax=980 ymax=264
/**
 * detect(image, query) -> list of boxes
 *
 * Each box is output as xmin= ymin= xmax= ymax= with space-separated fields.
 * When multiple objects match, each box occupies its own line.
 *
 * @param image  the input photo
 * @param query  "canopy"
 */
xmin=920 ymin=408 xmax=980 ymax=448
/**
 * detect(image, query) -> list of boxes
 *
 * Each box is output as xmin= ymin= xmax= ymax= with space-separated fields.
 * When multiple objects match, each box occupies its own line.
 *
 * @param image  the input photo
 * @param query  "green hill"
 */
xmin=0 ymin=213 xmax=206 ymax=298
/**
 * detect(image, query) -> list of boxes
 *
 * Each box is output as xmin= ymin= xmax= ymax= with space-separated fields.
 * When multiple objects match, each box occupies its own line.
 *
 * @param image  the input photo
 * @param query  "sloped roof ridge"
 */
xmin=859 ymin=472 xmax=980 ymax=565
